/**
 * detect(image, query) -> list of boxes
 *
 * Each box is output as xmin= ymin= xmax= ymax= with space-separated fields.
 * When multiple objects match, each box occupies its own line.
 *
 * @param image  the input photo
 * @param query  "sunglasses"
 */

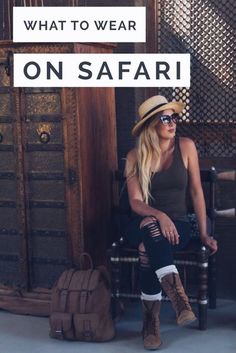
xmin=159 ymin=113 xmax=179 ymax=125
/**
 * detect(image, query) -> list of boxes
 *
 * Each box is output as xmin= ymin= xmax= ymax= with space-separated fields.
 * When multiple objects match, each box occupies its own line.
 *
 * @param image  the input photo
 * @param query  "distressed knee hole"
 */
xmin=138 ymin=243 xmax=150 ymax=268
xmin=139 ymin=251 xmax=150 ymax=268
xmin=140 ymin=218 xmax=162 ymax=239
xmin=138 ymin=242 xmax=145 ymax=252
xmin=140 ymin=216 xmax=157 ymax=229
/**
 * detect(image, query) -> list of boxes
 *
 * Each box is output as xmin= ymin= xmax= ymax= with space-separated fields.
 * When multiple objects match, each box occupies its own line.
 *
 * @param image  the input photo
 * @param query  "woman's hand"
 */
xmin=157 ymin=212 xmax=180 ymax=245
xmin=201 ymin=235 xmax=218 ymax=255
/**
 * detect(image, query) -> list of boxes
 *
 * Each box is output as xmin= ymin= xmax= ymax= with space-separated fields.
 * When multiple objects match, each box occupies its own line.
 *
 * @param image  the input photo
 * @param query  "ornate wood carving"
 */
xmin=0 ymin=41 xmax=118 ymax=315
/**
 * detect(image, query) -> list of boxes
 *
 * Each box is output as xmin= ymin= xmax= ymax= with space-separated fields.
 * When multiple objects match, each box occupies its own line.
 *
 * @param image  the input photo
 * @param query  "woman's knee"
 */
xmin=140 ymin=216 xmax=157 ymax=229
xmin=140 ymin=217 xmax=162 ymax=240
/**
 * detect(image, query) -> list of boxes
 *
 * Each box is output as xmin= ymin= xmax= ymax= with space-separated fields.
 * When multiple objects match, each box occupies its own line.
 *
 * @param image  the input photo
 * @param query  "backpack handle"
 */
xmin=78 ymin=252 xmax=93 ymax=270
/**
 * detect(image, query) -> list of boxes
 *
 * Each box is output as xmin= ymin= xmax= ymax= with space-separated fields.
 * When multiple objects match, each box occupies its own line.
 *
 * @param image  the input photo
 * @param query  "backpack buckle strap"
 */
xmin=53 ymin=319 xmax=64 ymax=340
xmin=59 ymin=289 xmax=68 ymax=312
xmin=63 ymin=269 xmax=76 ymax=289
xmin=55 ymin=329 xmax=64 ymax=339
xmin=82 ymin=330 xmax=94 ymax=341
xmin=82 ymin=320 xmax=94 ymax=341
xmin=79 ymin=289 xmax=89 ymax=313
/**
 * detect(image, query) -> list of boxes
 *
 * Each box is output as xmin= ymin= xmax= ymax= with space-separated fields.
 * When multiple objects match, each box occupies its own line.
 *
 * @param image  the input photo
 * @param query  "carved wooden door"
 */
xmin=0 ymin=42 xmax=117 ymax=315
xmin=0 ymin=59 xmax=71 ymax=291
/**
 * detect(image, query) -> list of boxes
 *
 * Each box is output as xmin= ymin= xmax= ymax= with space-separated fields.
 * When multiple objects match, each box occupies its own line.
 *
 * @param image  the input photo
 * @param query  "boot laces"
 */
xmin=166 ymin=276 xmax=191 ymax=314
xmin=143 ymin=305 xmax=159 ymax=337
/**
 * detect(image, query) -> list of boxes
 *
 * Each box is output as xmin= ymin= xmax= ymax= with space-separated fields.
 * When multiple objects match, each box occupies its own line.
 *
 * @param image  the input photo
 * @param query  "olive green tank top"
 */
xmin=149 ymin=138 xmax=188 ymax=220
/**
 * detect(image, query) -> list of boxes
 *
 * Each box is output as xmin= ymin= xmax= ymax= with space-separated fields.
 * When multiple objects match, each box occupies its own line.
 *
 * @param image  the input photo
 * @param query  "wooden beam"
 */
xmin=145 ymin=0 xmax=159 ymax=98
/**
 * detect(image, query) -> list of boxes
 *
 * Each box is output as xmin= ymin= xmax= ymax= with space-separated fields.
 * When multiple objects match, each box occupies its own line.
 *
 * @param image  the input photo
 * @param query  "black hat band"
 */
xmin=142 ymin=102 xmax=167 ymax=120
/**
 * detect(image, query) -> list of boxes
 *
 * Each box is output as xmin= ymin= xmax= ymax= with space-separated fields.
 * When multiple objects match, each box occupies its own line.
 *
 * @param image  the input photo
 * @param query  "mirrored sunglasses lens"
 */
xmin=172 ymin=113 xmax=179 ymax=122
xmin=160 ymin=114 xmax=179 ymax=125
xmin=171 ymin=117 xmax=177 ymax=124
xmin=160 ymin=116 xmax=170 ymax=125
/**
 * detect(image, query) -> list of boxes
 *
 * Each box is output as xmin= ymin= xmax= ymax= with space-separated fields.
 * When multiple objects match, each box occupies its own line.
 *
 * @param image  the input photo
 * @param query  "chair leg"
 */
xmin=198 ymin=245 xmax=208 ymax=330
xmin=208 ymin=254 xmax=217 ymax=309
xmin=110 ymin=242 xmax=122 ymax=319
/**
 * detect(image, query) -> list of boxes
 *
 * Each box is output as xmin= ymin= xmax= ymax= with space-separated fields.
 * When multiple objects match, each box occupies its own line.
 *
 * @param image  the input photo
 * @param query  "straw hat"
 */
xmin=132 ymin=95 xmax=185 ymax=137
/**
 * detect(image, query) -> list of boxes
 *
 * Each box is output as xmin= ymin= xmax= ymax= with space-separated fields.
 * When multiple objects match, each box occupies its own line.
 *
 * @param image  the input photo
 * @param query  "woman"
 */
xmin=124 ymin=95 xmax=217 ymax=350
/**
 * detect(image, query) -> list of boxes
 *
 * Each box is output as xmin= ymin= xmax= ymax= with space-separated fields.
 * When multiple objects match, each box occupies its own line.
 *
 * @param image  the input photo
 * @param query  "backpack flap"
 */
xmin=73 ymin=313 xmax=99 ymax=341
xmin=49 ymin=312 xmax=74 ymax=340
xmin=68 ymin=270 xmax=100 ymax=313
xmin=51 ymin=269 xmax=76 ymax=313
xmin=55 ymin=269 xmax=76 ymax=290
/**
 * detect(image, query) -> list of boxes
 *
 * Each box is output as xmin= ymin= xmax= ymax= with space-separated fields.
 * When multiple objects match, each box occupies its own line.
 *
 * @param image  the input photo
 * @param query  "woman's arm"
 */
xmin=125 ymin=150 xmax=162 ymax=218
xmin=125 ymin=149 xmax=180 ymax=244
xmin=186 ymin=139 xmax=218 ymax=254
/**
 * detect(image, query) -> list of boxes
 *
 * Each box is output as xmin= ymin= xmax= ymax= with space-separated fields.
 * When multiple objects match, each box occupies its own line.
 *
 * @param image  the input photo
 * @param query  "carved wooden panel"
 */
xmin=0 ymin=58 xmax=21 ymax=287
xmin=0 ymin=41 xmax=117 ymax=314
xmin=22 ymin=88 xmax=70 ymax=288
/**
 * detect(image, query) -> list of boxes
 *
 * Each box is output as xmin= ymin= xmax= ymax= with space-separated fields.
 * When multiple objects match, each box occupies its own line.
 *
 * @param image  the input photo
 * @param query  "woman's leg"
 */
xmin=124 ymin=217 xmax=162 ymax=349
xmin=139 ymin=242 xmax=162 ymax=298
xmin=138 ymin=242 xmax=162 ymax=350
xmin=139 ymin=216 xmax=196 ymax=325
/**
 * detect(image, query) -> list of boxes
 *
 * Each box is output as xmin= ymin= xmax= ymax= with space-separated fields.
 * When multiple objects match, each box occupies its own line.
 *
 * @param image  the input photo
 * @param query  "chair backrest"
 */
xmin=200 ymin=168 xmax=217 ymax=236
xmin=112 ymin=167 xmax=217 ymax=241
xmin=111 ymin=170 xmax=131 ymax=240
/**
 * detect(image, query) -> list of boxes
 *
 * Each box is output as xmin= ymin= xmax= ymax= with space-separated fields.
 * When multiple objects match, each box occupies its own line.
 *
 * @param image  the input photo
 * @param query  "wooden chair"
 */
xmin=107 ymin=167 xmax=218 ymax=330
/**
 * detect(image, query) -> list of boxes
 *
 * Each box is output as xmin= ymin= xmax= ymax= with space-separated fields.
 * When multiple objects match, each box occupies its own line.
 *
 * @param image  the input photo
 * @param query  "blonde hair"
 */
xmin=125 ymin=115 xmax=161 ymax=204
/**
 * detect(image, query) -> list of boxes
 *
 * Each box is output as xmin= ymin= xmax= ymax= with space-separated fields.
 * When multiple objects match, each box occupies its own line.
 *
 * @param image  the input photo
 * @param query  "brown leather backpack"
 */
xmin=49 ymin=253 xmax=115 ymax=342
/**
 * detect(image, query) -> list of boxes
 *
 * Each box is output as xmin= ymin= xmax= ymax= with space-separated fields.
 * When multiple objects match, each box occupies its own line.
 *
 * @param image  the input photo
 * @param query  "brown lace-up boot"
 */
xmin=160 ymin=273 xmax=197 ymax=325
xmin=142 ymin=300 xmax=162 ymax=350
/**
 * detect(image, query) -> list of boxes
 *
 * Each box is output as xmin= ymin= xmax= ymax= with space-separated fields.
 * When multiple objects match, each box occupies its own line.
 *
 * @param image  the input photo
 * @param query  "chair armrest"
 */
xmin=215 ymin=208 xmax=235 ymax=218
xmin=217 ymin=170 xmax=236 ymax=181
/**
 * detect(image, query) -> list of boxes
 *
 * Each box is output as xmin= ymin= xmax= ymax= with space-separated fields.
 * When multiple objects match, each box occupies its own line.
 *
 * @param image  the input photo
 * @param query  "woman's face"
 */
xmin=155 ymin=109 xmax=176 ymax=139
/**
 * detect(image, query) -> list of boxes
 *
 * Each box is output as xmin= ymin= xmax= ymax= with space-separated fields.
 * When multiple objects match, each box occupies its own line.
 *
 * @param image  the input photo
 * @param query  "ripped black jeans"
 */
xmin=123 ymin=215 xmax=191 ymax=295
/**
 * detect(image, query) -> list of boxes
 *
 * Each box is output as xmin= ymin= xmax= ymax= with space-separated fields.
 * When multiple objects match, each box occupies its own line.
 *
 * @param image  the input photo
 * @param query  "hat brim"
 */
xmin=132 ymin=101 xmax=185 ymax=137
